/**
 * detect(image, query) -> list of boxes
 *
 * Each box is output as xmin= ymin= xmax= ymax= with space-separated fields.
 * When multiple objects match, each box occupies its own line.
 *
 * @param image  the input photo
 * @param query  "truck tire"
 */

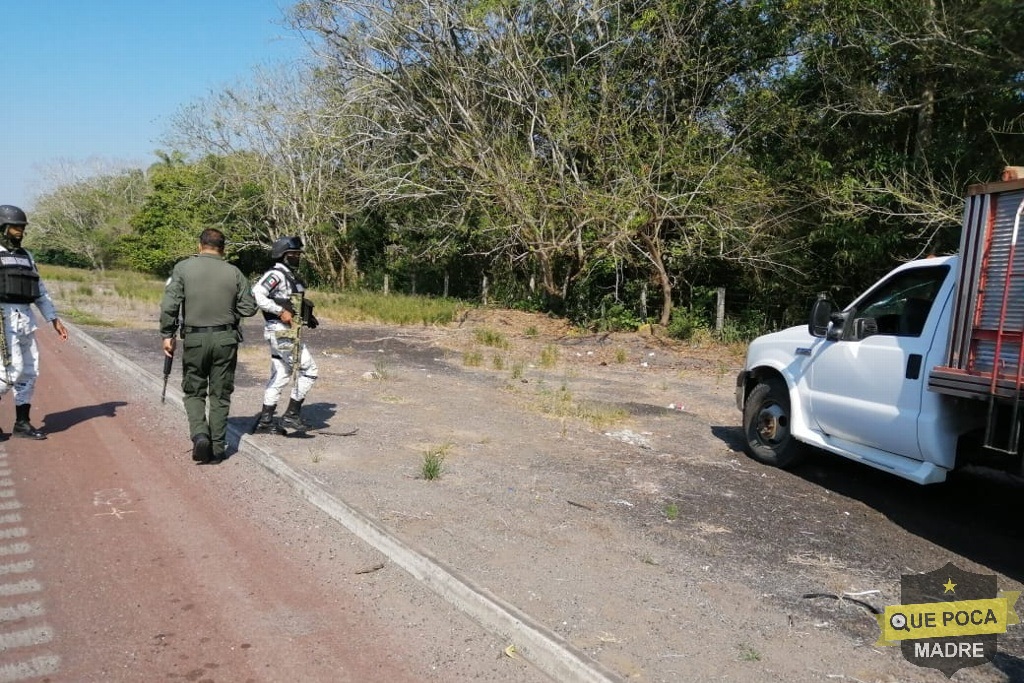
xmin=742 ymin=379 xmax=806 ymax=469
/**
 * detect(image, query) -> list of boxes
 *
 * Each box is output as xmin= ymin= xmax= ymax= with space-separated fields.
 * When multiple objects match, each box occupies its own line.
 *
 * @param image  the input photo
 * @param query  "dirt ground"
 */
xmin=69 ymin=301 xmax=1024 ymax=683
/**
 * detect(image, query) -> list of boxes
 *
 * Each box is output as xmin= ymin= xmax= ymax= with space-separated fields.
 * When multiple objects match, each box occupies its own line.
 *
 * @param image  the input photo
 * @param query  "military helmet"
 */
xmin=271 ymin=235 xmax=303 ymax=260
xmin=0 ymin=205 xmax=28 ymax=228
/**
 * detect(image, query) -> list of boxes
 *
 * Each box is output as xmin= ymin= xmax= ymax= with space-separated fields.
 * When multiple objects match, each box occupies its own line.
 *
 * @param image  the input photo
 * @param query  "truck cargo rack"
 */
xmin=984 ymin=194 xmax=1024 ymax=453
xmin=927 ymin=180 xmax=1024 ymax=454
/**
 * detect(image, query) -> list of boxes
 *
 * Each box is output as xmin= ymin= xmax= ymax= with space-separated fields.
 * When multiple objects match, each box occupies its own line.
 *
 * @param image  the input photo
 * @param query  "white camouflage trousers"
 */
xmin=262 ymin=332 xmax=318 ymax=406
xmin=0 ymin=310 xmax=39 ymax=405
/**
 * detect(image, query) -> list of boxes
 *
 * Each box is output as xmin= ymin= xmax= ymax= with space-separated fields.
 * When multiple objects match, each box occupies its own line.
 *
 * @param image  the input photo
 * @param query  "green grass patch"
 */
xmin=37 ymin=264 xmax=91 ymax=283
xmin=60 ymin=307 xmax=112 ymax=327
xmin=473 ymin=327 xmax=509 ymax=349
xmin=738 ymin=644 xmax=761 ymax=662
xmin=539 ymin=344 xmax=559 ymax=368
xmin=312 ymin=289 xmax=468 ymax=326
xmin=113 ymin=279 xmax=165 ymax=305
xmin=510 ymin=361 xmax=525 ymax=380
xmin=40 ymin=264 xmax=472 ymax=330
xmin=463 ymin=350 xmax=484 ymax=367
xmin=421 ymin=443 xmax=451 ymax=480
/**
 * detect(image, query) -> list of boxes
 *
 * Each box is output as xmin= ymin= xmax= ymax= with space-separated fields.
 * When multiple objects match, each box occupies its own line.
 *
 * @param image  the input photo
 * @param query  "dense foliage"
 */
xmin=24 ymin=0 xmax=1024 ymax=337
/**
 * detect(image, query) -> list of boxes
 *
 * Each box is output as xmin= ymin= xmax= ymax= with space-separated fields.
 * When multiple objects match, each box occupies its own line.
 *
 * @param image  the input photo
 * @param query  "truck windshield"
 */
xmin=853 ymin=264 xmax=950 ymax=337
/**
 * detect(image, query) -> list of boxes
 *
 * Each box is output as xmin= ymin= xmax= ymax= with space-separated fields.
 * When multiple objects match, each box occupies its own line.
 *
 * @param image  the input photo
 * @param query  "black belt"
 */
xmin=183 ymin=324 xmax=236 ymax=334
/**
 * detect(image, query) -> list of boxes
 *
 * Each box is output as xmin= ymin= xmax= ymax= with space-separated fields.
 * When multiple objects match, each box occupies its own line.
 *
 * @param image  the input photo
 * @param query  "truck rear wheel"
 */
xmin=742 ymin=379 xmax=805 ymax=469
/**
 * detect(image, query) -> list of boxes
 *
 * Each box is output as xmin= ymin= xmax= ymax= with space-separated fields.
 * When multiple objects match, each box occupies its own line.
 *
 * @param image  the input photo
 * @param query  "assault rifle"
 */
xmin=276 ymin=294 xmax=318 ymax=388
xmin=0 ymin=315 xmax=9 ymax=369
xmin=0 ymin=315 xmax=10 ymax=387
xmin=161 ymin=344 xmax=175 ymax=403
xmin=289 ymin=294 xmax=304 ymax=388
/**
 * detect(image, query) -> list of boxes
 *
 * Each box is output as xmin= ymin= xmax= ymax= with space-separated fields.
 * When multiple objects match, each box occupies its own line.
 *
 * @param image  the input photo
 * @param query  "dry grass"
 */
xmin=47 ymin=279 xmax=161 ymax=329
xmin=787 ymin=552 xmax=849 ymax=570
xmin=532 ymin=384 xmax=628 ymax=428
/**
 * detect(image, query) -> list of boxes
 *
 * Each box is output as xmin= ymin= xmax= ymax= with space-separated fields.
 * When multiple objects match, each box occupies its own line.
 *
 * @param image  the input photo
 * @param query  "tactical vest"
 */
xmin=0 ymin=250 xmax=41 ymax=304
xmin=261 ymin=264 xmax=305 ymax=323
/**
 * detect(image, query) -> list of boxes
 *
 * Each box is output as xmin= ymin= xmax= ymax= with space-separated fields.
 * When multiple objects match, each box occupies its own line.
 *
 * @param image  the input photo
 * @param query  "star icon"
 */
xmin=943 ymin=578 xmax=956 ymax=593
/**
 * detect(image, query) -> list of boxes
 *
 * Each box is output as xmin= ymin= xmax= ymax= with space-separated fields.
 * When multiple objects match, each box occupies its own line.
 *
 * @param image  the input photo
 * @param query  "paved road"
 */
xmin=0 ymin=327 xmax=521 ymax=682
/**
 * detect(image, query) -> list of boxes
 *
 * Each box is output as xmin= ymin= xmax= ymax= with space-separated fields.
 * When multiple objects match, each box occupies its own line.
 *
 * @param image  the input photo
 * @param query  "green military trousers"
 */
xmin=180 ymin=329 xmax=240 ymax=458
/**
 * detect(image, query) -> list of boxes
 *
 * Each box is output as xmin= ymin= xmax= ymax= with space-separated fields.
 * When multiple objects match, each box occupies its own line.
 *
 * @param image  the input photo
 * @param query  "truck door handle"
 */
xmin=906 ymin=354 xmax=923 ymax=380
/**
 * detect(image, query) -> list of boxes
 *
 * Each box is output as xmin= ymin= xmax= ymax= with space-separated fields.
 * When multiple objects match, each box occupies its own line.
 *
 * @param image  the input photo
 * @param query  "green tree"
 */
xmin=166 ymin=67 xmax=360 ymax=287
xmin=736 ymin=0 xmax=1024 ymax=312
xmin=28 ymin=169 xmax=149 ymax=270
xmin=292 ymin=0 xmax=800 ymax=322
xmin=119 ymin=153 xmax=267 ymax=276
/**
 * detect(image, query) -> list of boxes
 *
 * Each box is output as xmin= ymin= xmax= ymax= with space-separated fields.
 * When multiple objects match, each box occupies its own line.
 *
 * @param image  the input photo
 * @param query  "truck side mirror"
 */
xmin=809 ymin=298 xmax=832 ymax=338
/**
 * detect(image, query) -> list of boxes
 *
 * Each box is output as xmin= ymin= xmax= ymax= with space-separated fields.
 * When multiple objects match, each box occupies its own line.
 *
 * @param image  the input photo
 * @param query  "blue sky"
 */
xmin=3 ymin=1 xmax=307 ymax=210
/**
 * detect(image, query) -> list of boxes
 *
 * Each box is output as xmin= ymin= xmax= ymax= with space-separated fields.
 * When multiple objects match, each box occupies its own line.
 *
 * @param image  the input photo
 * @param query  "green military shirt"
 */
xmin=160 ymin=253 xmax=258 ymax=336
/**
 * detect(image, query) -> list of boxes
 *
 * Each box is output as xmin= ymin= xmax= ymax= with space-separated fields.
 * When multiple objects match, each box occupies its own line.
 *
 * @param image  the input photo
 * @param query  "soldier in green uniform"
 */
xmin=159 ymin=228 xmax=258 ymax=463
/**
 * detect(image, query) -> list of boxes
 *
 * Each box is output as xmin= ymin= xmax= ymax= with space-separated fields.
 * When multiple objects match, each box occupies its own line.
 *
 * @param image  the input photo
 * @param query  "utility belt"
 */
xmin=183 ymin=323 xmax=237 ymax=335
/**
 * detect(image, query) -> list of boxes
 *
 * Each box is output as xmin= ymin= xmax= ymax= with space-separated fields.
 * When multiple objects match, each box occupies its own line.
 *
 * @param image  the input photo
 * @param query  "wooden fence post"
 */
xmin=716 ymin=287 xmax=726 ymax=332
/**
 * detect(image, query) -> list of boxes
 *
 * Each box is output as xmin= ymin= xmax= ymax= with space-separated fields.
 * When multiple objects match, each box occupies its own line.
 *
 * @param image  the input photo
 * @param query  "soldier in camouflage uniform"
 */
xmin=159 ymin=228 xmax=258 ymax=463
xmin=0 ymin=205 xmax=69 ymax=440
xmin=251 ymin=236 xmax=319 ymax=433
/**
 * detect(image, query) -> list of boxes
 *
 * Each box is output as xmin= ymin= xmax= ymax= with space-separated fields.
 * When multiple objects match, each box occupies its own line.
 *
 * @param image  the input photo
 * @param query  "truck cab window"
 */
xmin=853 ymin=265 xmax=949 ymax=338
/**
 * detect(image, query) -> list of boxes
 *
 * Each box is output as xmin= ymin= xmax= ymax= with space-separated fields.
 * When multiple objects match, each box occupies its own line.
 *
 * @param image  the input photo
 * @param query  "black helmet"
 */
xmin=271 ymin=235 xmax=303 ymax=260
xmin=0 ymin=205 xmax=27 ymax=228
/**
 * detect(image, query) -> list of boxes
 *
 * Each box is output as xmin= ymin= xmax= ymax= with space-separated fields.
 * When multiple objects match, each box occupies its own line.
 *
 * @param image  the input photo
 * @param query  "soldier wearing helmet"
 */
xmin=0 ymin=205 xmax=69 ymax=439
xmin=251 ymin=235 xmax=320 ymax=433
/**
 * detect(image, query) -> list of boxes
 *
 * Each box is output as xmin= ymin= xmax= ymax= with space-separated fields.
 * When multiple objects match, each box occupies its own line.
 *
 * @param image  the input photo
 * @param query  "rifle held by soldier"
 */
xmin=286 ymin=295 xmax=319 ymax=388
xmin=162 ymin=341 xmax=175 ymax=403
xmin=279 ymin=294 xmax=304 ymax=388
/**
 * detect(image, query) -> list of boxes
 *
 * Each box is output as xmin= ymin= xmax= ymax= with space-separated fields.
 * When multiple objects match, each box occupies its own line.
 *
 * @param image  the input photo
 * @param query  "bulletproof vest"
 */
xmin=0 ymin=250 xmax=41 ymax=304
xmin=261 ymin=265 xmax=305 ymax=322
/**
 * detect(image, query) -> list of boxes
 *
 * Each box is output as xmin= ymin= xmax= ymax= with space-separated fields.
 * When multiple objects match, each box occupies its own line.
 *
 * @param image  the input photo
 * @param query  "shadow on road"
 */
xmin=711 ymin=424 xmax=1024 ymax=585
xmin=794 ymin=454 xmax=1024 ymax=584
xmin=710 ymin=424 xmax=747 ymax=451
xmin=41 ymin=401 xmax=128 ymax=435
xmin=225 ymin=402 xmax=340 ymax=453
xmin=991 ymin=651 xmax=1024 ymax=682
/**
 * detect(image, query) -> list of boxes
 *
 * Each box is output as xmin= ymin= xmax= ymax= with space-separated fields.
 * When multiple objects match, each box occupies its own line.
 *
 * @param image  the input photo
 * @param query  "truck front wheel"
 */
xmin=742 ymin=379 xmax=806 ymax=469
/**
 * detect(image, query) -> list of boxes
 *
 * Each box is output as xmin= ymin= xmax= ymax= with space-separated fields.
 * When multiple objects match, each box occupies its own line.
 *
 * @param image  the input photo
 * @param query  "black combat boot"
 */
xmin=191 ymin=433 xmax=213 ymax=463
xmin=13 ymin=404 xmax=45 ymax=440
xmin=252 ymin=404 xmax=283 ymax=434
xmin=278 ymin=398 xmax=310 ymax=431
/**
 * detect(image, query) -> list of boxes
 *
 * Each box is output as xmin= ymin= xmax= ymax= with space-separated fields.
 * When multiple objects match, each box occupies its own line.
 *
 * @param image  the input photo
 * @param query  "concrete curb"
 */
xmin=69 ymin=323 xmax=622 ymax=683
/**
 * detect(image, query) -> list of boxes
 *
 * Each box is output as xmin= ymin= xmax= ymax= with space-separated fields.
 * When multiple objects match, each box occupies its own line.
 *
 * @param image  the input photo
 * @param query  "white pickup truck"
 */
xmin=736 ymin=173 xmax=1024 ymax=484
